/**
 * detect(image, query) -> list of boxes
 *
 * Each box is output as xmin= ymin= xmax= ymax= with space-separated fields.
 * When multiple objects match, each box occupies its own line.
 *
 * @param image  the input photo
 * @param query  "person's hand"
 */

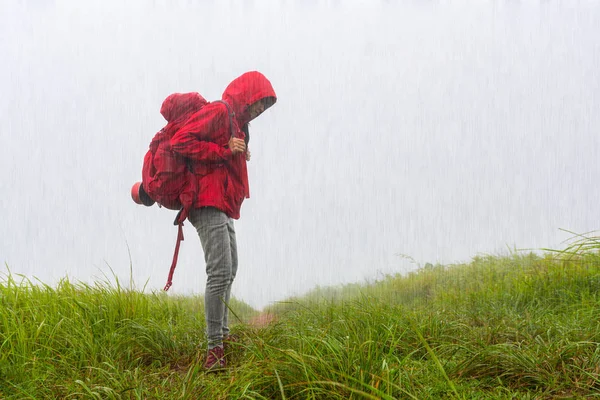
xmin=246 ymin=149 xmax=251 ymax=161
xmin=228 ymin=137 xmax=246 ymax=155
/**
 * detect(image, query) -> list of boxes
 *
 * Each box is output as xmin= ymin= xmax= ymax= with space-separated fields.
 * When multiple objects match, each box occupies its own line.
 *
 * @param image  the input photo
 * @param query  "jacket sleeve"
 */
xmin=170 ymin=104 xmax=233 ymax=163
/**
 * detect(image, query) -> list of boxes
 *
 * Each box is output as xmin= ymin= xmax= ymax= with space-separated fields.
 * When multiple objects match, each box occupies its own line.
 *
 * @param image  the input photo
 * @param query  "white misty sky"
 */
xmin=1 ymin=0 xmax=599 ymax=309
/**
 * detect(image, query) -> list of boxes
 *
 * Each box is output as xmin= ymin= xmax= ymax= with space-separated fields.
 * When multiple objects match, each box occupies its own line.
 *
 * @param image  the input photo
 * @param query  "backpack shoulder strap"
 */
xmin=213 ymin=100 xmax=235 ymax=139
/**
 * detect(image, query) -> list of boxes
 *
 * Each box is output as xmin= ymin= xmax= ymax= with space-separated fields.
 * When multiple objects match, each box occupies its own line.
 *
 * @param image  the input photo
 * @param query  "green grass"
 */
xmin=1 ymin=232 xmax=600 ymax=399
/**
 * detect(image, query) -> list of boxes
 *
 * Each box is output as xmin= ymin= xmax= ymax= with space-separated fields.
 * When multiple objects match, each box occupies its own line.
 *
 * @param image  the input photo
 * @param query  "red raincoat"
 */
xmin=170 ymin=71 xmax=277 ymax=219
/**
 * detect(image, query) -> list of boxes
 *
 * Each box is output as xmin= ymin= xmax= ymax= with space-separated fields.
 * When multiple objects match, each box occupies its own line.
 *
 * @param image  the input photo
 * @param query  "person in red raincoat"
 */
xmin=170 ymin=71 xmax=277 ymax=371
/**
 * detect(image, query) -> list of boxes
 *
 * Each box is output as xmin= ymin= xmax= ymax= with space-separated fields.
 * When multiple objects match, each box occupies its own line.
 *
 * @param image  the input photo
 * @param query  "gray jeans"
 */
xmin=188 ymin=207 xmax=238 ymax=349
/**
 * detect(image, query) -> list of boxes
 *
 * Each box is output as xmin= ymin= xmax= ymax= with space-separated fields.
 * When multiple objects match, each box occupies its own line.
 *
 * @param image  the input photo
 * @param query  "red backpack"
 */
xmin=142 ymin=92 xmax=208 ymax=212
xmin=132 ymin=92 xmax=207 ymax=290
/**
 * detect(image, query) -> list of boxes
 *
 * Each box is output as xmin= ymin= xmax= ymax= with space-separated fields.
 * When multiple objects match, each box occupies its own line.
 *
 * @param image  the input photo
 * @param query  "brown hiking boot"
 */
xmin=203 ymin=345 xmax=226 ymax=372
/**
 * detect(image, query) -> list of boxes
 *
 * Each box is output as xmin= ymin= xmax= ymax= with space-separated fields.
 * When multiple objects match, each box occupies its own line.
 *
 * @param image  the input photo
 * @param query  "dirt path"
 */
xmin=248 ymin=312 xmax=276 ymax=328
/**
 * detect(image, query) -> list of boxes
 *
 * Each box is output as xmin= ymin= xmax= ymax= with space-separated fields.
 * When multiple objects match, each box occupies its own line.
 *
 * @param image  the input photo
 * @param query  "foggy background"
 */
xmin=1 ymin=0 xmax=598 ymax=310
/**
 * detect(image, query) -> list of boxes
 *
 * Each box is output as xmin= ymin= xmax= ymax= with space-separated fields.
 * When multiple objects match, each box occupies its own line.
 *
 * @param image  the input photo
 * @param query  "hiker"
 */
xmin=170 ymin=71 xmax=277 ymax=371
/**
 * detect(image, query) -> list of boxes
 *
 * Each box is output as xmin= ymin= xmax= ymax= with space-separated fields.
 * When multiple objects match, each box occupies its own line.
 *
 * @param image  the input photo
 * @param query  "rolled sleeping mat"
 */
xmin=131 ymin=182 xmax=156 ymax=206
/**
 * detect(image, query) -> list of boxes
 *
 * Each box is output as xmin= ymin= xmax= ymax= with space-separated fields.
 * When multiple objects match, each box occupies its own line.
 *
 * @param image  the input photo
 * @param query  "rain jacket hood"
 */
xmin=221 ymin=71 xmax=277 ymax=125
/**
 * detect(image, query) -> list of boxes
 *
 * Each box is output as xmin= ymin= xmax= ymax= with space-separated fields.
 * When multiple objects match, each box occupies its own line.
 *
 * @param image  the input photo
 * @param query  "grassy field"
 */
xmin=1 ymin=233 xmax=599 ymax=399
